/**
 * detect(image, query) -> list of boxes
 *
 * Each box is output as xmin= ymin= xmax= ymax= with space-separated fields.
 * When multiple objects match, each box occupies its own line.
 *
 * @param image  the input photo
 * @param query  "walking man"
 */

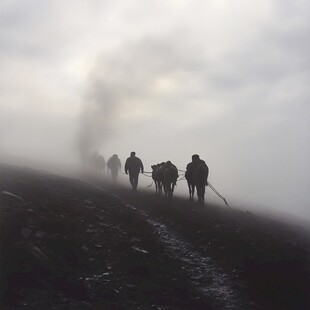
xmin=125 ymin=152 xmax=144 ymax=191
xmin=107 ymin=154 xmax=122 ymax=183
xmin=185 ymin=154 xmax=209 ymax=203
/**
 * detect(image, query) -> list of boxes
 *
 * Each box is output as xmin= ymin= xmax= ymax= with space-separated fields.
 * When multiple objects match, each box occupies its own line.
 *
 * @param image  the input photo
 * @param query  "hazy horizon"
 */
xmin=1 ymin=0 xmax=309 ymax=219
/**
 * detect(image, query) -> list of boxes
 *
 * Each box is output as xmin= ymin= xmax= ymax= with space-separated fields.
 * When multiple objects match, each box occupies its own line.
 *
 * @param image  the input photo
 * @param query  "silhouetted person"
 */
xmin=186 ymin=154 xmax=208 ymax=177
xmin=98 ymin=155 xmax=106 ymax=175
xmin=186 ymin=154 xmax=209 ymax=203
xmin=125 ymin=152 xmax=144 ymax=191
xmin=91 ymin=151 xmax=99 ymax=171
xmin=107 ymin=154 xmax=121 ymax=183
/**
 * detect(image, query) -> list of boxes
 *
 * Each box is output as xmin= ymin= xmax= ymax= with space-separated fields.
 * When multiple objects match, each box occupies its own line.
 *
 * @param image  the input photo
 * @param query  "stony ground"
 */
xmin=1 ymin=164 xmax=309 ymax=309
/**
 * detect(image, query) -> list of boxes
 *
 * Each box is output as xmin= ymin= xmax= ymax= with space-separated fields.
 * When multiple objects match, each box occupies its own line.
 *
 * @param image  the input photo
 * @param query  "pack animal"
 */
xmin=151 ymin=164 xmax=163 ymax=195
xmin=162 ymin=163 xmax=178 ymax=199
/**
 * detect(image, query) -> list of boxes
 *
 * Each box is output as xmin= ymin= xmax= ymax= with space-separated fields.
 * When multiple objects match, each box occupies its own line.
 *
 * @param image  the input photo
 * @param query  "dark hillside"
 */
xmin=1 ymin=164 xmax=309 ymax=309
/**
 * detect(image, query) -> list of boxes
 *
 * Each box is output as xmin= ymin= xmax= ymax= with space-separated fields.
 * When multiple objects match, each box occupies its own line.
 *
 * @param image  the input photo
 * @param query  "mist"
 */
xmin=1 ymin=0 xmax=309 ymax=221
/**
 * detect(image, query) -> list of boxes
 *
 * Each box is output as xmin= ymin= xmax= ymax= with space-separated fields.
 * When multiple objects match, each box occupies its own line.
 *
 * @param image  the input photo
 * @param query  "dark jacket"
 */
xmin=107 ymin=156 xmax=121 ymax=171
xmin=186 ymin=159 xmax=209 ymax=180
xmin=125 ymin=156 xmax=144 ymax=174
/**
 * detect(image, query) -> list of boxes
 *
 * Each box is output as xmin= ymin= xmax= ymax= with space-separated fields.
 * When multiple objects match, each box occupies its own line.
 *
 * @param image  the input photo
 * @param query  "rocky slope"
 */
xmin=1 ymin=164 xmax=309 ymax=309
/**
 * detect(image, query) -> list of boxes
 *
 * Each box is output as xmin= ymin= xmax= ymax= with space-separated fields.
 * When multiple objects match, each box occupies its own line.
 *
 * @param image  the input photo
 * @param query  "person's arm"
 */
xmin=140 ymin=159 xmax=144 ymax=173
xmin=125 ymin=158 xmax=129 ymax=174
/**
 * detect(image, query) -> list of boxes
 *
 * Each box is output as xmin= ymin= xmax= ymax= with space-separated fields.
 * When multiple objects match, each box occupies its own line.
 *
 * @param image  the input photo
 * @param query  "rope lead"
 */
xmin=208 ymin=182 xmax=231 ymax=208
xmin=142 ymin=173 xmax=153 ymax=178
xmin=146 ymin=181 xmax=153 ymax=188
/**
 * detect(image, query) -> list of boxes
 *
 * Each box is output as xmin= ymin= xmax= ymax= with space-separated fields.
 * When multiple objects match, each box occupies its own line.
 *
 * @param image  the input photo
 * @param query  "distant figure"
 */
xmin=91 ymin=151 xmax=99 ymax=172
xmin=125 ymin=152 xmax=144 ymax=191
xmin=162 ymin=161 xmax=178 ymax=199
xmin=107 ymin=154 xmax=122 ymax=183
xmin=185 ymin=154 xmax=209 ymax=204
xmin=97 ymin=155 xmax=106 ymax=175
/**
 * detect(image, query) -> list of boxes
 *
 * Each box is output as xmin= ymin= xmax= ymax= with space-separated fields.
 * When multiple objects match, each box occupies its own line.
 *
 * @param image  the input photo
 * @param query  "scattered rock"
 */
xmin=1 ymin=190 xmax=25 ymax=203
xmin=132 ymin=246 xmax=149 ymax=254
xmin=21 ymin=227 xmax=32 ymax=238
xmin=35 ymin=230 xmax=46 ymax=238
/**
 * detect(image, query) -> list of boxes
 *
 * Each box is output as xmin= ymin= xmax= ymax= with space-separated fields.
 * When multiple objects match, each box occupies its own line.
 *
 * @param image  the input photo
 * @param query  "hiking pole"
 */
xmin=208 ymin=182 xmax=231 ymax=208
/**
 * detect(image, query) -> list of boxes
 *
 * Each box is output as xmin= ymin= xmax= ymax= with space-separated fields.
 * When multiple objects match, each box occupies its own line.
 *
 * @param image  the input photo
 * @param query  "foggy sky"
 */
xmin=1 ymin=0 xmax=309 ymax=219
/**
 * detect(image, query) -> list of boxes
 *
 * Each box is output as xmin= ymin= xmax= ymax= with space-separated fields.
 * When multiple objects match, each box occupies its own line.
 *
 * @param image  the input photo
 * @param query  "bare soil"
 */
xmin=1 ymin=164 xmax=309 ymax=309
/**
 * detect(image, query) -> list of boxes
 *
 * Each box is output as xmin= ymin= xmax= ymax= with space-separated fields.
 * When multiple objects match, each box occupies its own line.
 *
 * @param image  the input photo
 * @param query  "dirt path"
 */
xmin=110 ymin=184 xmax=310 ymax=310
xmin=113 ymin=194 xmax=252 ymax=309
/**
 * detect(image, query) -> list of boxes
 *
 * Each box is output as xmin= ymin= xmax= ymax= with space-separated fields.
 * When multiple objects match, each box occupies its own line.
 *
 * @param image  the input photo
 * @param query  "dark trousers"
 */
xmin=111 ymin=170 xmax=118 ymax=183
xmin=129 ymin=171 xmax=139 ymax=190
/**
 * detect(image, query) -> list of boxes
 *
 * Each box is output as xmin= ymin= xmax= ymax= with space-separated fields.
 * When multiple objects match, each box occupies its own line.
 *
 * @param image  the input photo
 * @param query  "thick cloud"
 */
xmin=1 ymin=0 xmax=309 ymax=218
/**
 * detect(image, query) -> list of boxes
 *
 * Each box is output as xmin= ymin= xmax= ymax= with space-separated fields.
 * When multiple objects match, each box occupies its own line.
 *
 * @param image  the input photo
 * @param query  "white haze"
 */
xmin=1 ymin=0 xmax=309 ymax=220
